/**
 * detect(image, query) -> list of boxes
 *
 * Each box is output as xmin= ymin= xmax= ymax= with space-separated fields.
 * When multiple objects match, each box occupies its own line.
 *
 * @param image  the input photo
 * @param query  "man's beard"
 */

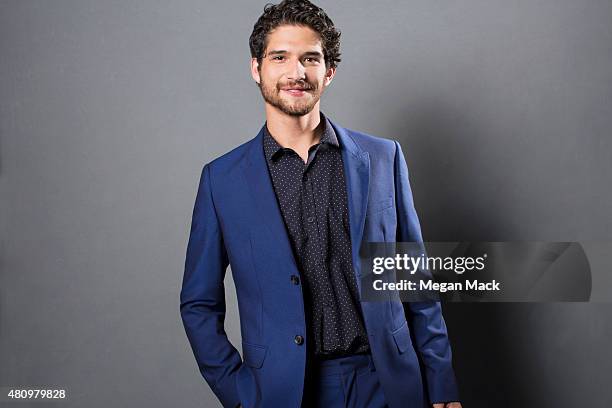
xmin=258 ymin=77 xmax=321 ymax=117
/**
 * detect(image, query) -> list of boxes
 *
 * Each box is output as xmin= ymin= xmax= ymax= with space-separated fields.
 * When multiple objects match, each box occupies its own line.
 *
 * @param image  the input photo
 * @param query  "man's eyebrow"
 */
xmin=266 ymin=50 xmax=287 ymax=56
xmin=265 ymin=50 xmax=323 ymax=57
xmin=302 ymin=51 xmax=323 ymax=58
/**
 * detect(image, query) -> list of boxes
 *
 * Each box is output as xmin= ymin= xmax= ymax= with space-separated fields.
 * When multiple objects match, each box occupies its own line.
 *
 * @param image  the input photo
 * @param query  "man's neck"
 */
xmin=264 ymin=104 xmax=324 ymax=154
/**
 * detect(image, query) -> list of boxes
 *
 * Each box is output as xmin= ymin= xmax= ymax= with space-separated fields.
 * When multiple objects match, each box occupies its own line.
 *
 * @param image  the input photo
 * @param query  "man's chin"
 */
xmin=273 ymin=101 xmax=314 ymax=116
xmin=285 ymin=106 xmax=316 ymax=116
xmin=281 ymin=98 xmax=320 ymax=115
xmin=262 ymin=94 xmax=318 ymax=116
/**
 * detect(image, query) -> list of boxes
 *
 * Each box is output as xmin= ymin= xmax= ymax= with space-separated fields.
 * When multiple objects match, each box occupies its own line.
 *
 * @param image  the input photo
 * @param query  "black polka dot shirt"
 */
xmin=262 ymin=112 xmax=371 ymax=358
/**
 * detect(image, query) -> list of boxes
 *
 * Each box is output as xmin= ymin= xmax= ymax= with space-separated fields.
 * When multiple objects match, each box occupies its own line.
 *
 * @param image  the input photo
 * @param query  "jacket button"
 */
xmin=294 ymin=335 xmax=304 ymax=345
xmin=290 ymin=275 xmax=300 ymax=285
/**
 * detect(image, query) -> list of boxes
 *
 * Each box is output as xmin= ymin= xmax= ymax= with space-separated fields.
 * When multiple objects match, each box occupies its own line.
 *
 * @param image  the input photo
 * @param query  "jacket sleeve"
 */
xmin=180 ymin=163 xmax=242 ymax=408
xmin=393 ymin=140 xmax=461 ymax=404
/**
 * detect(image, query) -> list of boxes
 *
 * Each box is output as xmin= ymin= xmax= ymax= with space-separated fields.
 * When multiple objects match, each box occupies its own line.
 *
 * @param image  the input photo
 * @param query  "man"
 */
xmin=180 ymin=1 xmax=462 ymax=407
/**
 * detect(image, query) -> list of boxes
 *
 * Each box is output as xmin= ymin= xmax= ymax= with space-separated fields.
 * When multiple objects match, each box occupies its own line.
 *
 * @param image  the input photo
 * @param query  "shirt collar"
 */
xmin=263 ymin=112 xmax=339 ymax=162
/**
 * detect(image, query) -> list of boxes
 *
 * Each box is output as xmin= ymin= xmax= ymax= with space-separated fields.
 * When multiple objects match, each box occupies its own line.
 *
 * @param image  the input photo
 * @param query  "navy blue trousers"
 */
xmin=301 ymin=353 xmax=388 ymax=408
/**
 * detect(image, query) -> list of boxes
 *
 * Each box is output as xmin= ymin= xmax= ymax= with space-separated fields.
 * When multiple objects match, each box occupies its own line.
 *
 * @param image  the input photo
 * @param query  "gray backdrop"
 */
xmin=1 ymin=0 xmax=611 ymax=407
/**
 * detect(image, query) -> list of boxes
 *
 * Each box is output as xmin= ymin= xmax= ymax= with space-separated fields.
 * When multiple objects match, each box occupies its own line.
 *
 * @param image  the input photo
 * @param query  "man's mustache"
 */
xmin=278 ymin=81 xmax=315 ymax=91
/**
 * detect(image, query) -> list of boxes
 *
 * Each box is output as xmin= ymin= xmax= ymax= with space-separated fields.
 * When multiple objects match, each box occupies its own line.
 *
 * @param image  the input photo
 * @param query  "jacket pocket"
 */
xmin=391 ymin=321 xmax=411 ymax=354
xmin=367 ymin=196 xmax=394 ymax=215
xmin=241 ymin=341 xmax=268 ymax=369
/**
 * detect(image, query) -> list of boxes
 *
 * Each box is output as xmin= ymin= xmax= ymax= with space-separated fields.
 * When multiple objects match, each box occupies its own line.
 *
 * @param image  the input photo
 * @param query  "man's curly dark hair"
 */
xmin=249 ymin=0 xmax=341 ymax=69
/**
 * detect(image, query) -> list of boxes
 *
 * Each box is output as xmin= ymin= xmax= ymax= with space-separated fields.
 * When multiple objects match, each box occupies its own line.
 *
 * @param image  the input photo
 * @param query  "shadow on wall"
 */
xmin=390 ymin=100 xmax=604 ymax=407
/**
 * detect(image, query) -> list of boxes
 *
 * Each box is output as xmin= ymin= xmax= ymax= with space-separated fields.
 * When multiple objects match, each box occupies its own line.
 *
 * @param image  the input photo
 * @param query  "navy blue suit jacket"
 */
xmin=180 ymin=118 xmax=460 ymax=407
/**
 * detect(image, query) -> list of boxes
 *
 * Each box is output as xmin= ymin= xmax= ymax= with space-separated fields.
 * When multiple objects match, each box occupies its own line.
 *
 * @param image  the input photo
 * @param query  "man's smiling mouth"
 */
xmin=283 ymin=89 xmax=307 ymax=96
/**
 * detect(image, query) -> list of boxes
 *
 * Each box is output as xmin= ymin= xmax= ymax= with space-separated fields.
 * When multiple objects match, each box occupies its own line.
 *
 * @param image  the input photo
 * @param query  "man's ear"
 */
xmin=250 ymin=58 xmax=261 ymax=84
xmin=323 ymin=66 xmax=336 ymax=87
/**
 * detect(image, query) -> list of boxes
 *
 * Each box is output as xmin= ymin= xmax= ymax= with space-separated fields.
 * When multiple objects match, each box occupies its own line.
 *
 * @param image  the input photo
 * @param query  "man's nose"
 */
xmin=286 ymin=59 xmax=306 ymax=80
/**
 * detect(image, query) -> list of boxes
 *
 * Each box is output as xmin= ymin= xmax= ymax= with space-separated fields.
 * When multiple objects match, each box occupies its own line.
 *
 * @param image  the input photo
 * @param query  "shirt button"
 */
xmin=307 ymin=216 xmax=315 ymax=223
xmin=290 ymin=275 xmax=300 ymax=285
xmin=294 ymin=335 xmax=304 ymax=345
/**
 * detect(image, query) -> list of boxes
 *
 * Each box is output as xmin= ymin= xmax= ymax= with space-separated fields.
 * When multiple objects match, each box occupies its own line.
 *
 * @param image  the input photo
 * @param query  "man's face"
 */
xmin=251 ymin=24 xmax=336 ymax=116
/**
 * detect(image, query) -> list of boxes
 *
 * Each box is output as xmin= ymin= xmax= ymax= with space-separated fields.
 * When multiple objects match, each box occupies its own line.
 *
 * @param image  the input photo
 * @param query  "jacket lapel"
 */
xmin=241 ymin=126 xmax=300 ymax=271
xmin=328 ymin=119 xmax=370 ymax=293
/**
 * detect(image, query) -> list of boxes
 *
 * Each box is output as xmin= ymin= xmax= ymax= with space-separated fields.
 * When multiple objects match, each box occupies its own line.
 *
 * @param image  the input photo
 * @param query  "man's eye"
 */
xmin=304 ymin=58 xmax=319 ymax=63
xmin=272 ymin=56 xmax=284 ymax=61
